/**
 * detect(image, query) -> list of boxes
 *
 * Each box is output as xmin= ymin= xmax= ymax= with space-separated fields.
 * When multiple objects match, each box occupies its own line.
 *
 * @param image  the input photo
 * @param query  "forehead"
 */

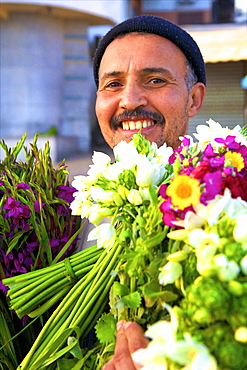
xmin=99 ymin=33 xmax=187 ymax=76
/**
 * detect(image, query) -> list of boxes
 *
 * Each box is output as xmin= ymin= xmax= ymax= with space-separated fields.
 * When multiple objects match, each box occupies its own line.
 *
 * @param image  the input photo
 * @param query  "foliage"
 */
xmin=0 ymin=134 xmax=81 ymax=369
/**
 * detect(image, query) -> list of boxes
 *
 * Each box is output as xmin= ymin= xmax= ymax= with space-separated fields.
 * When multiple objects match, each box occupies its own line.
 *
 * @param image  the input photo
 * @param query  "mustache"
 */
xmin=110 ymin=108 xmax=165 ymax=130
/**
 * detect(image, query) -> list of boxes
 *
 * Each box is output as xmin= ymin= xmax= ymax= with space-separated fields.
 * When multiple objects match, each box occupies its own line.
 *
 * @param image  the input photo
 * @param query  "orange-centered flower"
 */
xmin=167 ymin=175 xmax=201 ymax=210
xmin=224 ymin=151 xmax=244 ymax=172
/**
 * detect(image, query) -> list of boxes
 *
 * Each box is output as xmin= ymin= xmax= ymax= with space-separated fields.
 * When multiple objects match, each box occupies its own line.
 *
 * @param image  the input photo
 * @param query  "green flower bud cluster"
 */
xmin=192 ymin=323 xmax=247 ymax=370
xmin=132 ymin=132 xmax=152 ymax=155
xmin=119 ymin=169 xmax=138 ymax=190
xmin=182 ymin=277 xmax=231 ymax=325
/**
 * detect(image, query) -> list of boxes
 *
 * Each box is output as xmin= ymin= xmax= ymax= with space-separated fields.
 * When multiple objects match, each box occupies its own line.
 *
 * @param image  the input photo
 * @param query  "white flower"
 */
xmin=193 ymin=118 xmax=245 ymax=150
xmin=132 ymin=343 xmax=168 ymax=370
xmin=194 ymin=188 xmax=247 ymax=227
xmin=70 ymin=199 xmax=83 ymax=216
xmin=172 ymin=210 xmax=205 ymax=230
xmin=136 ymin=161 xmax=165 ymax=187
xmin=88 ymin=204 xmax=102 ymax=225
xmin=79 ymin=200 xmax=92 ymax=219
xmin=132 ymin=305 xmax=178 ymax=369
xmin=113 ymin=140 xmax=140 ymax=166
xmin=240 ymin=255 xmax=247 ymax=275
xmin=188 ymin=229 xmax=219 ymax=276
xmin=159 ymin=261 xmax=183 ymax=285
xmin=170 ymin=333 xmax=217 ymax=370
xmin=72 ymin=175 xmax=97 ymax=191
xmin=127 ymin=189 xmax=143 ymax=205
xmin=233 ymin=213 xmax=247 ymax=243
xmin=89 ymin=187 xmax=115 ymax=203
xmin=87 ymin=151 xmax=111 ymax=176
xmin=213 ymin=254 xmax=240 ymax=281
xmin=188 ymin=229 xmax=219 ymax=250
xmin=87 ymin=223 xmax=116 ymax=250
xmin=102 ymin=161 xmax=124 ymax=181
xmin=155 ymin=143 xmax=173 ymax=166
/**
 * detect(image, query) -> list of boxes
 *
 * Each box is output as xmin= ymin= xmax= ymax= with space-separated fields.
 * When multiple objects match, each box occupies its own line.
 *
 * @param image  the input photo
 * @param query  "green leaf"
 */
xmin=115 ymin=291 xmax=141 ymax=309
xmin=6 ymin=231 xmax=29 ymax=255
xmin=57 ymin=358 xmax=78 ymax=370
xmin=142 ymin=280 xmax=178 ymax=307
xmin=68 ymin=336 xmax=82 ymax=360
xmin=95 ymin=313 xmax=117 ymax=345
xmin=112 ymin=282 xmax=130 ymax=297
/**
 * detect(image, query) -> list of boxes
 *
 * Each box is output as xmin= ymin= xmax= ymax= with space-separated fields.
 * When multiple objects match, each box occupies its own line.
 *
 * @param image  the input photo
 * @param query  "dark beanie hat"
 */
xmin=93 ymin=15 xmax=206 ymax=86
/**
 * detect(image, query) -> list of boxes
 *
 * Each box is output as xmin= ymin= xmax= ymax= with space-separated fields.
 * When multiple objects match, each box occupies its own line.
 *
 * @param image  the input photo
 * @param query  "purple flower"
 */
xmin=12 ymin=259 xmax=27 ymax=274
xmin=209 ymin=155 xmax=225 ymax=168
xmin=57 ymin=185 xmax=76 ymax=203
xmin=16 ymin=183 xmax=31 ymax=190
xmin=200 ymin=170 xmax=223 ymax=204
xmin=0 ymin=280 xmax=9 ymax=294
xmin=215 ymin=135 xmax=239 ymax=150
xmin=203 ymin=143 xmax=217 ymax=159
xmin=34 ymin=200 xmax=45 ymax=212
xmin=26 ymin=241 xmax=39 ymax=252
xmin=3 ymin=197 xmax=22 ymax=218
xmin=181 ymin=136 xmax=191 ymax=147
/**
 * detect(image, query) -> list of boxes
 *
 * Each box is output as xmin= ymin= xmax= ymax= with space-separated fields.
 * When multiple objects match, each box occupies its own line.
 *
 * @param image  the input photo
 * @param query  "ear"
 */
xmin=188 ymin=82 xmax=206 ymax=117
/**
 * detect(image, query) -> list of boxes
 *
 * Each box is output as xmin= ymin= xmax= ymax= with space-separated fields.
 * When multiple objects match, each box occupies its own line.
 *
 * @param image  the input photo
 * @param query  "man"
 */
xmin=93 ymin=14 xmax=206 ymax=150
xmin=92 ymin=15 xmax=206 ymax=369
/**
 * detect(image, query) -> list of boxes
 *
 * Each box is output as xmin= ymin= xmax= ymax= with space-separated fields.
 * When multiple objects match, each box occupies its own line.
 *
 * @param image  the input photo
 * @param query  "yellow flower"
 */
xmin=167 ymin=175 xmax=201 ymax=210
xmin=225 ymin=151 xmax=244 ymax=172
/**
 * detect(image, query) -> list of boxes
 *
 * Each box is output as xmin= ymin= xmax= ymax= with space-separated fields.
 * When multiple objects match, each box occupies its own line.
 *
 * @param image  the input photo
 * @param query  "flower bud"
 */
xmin=239 ymin=254 xmax=247 ymax=276
xmin=158 ymin=261 xmax=183 ymax=286
xmin=127 ymin=189 xmax=143 ymax=205
xmin=234 ymin=327 xmax=247 ymax=343
xmin=227 ymin=280 xmax=244 ymax=296
xmin=193 ymin=307 xmax=212 ymax=325
xmin=113 ymin=193 xmax=124 ymax=207
xmin=167 ymin=229 xmax=188 ymax=241
xmin=166 ymin=251 xmax=188 ymax=262
xmin=117 ymin=185 xmax=129 ymax=201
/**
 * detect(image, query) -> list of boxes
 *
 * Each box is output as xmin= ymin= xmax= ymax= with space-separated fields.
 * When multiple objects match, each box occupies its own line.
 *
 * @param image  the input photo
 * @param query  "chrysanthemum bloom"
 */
xmin=224 ymin=151 xmax=244 ymax=172
xmin=166 ymin=175 xmax=201 ymax=210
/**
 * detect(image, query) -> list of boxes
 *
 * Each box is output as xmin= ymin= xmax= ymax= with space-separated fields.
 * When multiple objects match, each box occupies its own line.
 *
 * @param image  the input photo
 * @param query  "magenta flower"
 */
xmin=200 ymin=170 xmax=223 ymax=204
xmin=57 ymin=185 xmax=76 ymax=203
xmin=16 ymin=183 xmax=31 ymax=190
xmin=3 ymin=197 xmax=23 ymax=218
xmin=215 ymin=135 xmax=239 ymax=150
xmin=34 ymin=200 xmax=45 ymax=212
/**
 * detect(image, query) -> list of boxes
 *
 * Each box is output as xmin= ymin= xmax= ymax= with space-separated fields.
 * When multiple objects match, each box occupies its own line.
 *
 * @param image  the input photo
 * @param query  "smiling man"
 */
xmin=92 ymin=15 xmax=206 ymax=370
xmin=93 ymin=15 xmax=206 ymax=150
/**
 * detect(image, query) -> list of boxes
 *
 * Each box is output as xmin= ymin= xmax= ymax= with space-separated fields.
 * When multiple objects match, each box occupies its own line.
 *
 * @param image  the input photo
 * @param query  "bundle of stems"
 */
xmin=3 ymin=245 xmax=103 ymax=318
xmin=15 ymin=240 xmax=124 ymax=370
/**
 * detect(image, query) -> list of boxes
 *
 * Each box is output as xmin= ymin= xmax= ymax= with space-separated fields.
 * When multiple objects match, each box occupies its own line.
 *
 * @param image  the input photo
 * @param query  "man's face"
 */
xmin=96 ymin=33 xmax=200 ymax=149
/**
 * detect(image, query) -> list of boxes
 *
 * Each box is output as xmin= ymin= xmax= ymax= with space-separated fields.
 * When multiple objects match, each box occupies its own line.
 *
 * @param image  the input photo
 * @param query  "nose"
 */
xmin=119 ymin=81 xmax=148 ymax=110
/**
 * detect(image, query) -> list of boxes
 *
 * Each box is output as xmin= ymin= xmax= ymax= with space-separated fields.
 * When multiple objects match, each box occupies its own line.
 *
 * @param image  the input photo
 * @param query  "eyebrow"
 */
xmin=100 ymin=67 xmax=175 ymax=81
xmin=139 ymin=67 xmax=175 ymax=80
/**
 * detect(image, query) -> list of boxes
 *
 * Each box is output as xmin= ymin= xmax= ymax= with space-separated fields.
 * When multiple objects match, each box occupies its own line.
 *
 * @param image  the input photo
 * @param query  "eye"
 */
xmin=106 ymin=81 xmax=122 ymax=88
xmin=149 ymin=78 xmax=166 ymax=84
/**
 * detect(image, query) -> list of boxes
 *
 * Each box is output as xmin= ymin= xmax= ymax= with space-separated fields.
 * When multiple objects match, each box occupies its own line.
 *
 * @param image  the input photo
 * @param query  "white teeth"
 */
xmin=135 ymin=121 xmax=142 ymax=129
xmin=129 ymin=121 xmax=136 ymax=130
xmin=121 ymin=120 xmax=155 ymax=130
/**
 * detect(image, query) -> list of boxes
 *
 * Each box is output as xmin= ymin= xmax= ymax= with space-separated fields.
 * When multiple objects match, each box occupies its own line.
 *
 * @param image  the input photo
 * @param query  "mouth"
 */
xmin=121 ymin=119 xmax=156 ymax=131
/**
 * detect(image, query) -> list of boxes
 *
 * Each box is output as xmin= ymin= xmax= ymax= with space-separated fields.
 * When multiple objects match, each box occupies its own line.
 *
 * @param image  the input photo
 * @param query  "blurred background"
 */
xmin=0 ymin=0 xmax=246 ymax=173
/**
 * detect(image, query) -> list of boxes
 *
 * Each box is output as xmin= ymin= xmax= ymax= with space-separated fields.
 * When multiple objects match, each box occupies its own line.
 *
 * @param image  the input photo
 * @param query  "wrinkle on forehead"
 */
xmin=98 ymin=33 xmax=187 ymax=85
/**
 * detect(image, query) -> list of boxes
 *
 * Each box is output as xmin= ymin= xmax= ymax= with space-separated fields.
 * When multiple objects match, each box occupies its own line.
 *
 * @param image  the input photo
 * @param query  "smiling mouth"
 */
xmin=121 ymin=120 xmax=156 ymax=130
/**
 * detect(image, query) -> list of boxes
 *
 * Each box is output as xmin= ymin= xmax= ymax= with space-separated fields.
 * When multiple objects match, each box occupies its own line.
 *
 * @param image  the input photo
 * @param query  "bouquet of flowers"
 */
xmin=2 ymin=120 xmax=247 ymax=370
xmin=0 ymin=134 xmax=81 ymax=369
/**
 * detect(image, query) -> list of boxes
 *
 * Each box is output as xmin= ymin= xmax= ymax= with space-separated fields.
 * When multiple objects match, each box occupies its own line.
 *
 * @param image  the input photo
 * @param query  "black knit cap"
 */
xmin=93 ymin=15 xmax=206 ymax=86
